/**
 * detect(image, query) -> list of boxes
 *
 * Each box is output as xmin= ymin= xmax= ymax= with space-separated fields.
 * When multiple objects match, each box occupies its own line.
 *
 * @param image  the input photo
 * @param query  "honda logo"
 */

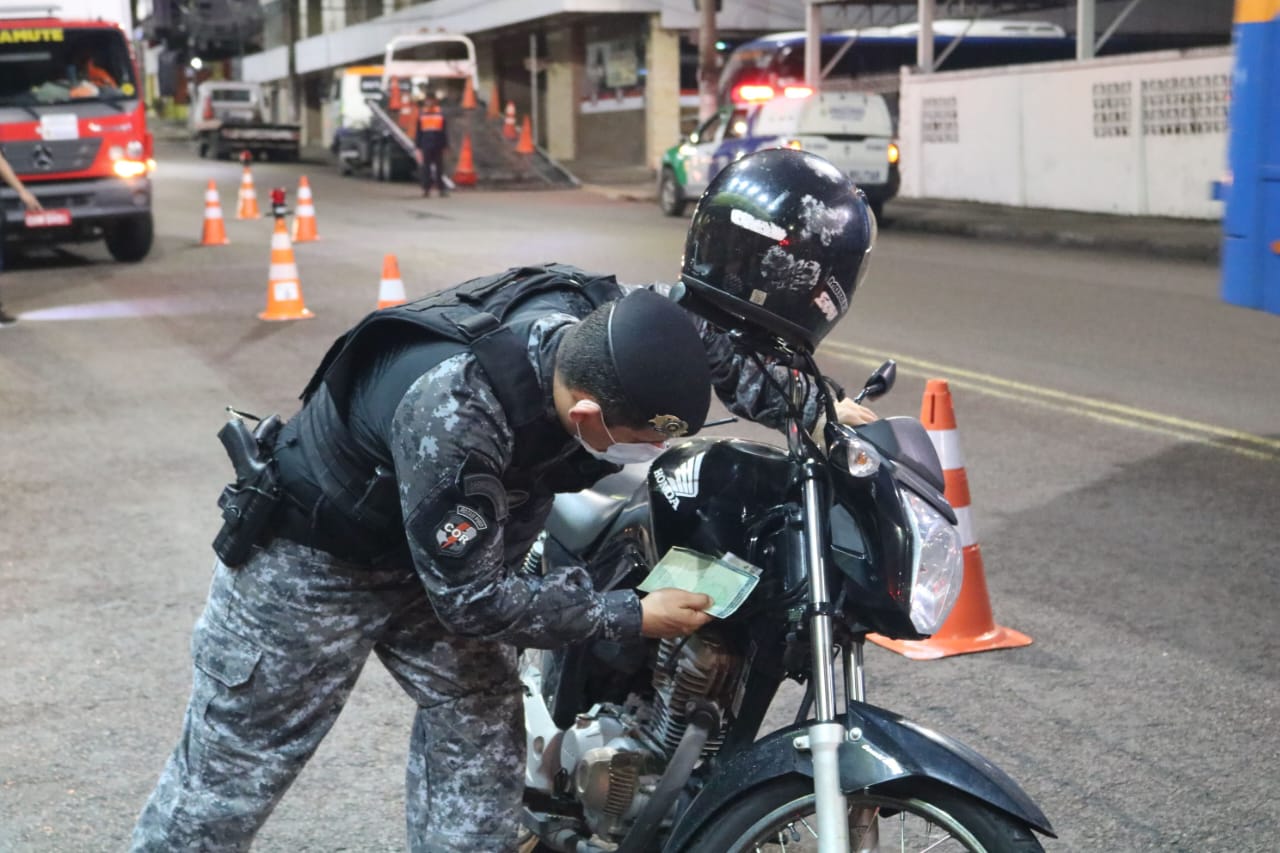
xmin=31 ymin=145 xmax=54 ymax=171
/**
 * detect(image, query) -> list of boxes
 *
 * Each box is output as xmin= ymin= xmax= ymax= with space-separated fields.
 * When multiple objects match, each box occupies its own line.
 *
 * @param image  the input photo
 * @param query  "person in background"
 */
xmin=0 ymin=149 xmax=43 ymax=326
xmin=415 ymin=95 xmax=449 ymax=198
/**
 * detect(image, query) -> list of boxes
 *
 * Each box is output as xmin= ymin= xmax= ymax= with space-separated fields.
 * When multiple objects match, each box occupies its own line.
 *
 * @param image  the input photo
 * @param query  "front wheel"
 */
xmin=659 ymin=168 xmax=687 ymax=217
xmin=683 ymin=777 xmax=1044 ymax=853
xmin=104 ymin=213 xmax=154 ymax=262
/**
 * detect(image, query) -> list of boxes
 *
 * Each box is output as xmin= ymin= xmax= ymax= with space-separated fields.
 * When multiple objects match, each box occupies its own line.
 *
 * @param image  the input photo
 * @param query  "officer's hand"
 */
xmin=19 ymin=189 xmax=41 ymax=212
xmin=640 ymin=588 xmax=714 ymax=638
xmin=414 ymin=151 xmax=423 ymax=164
xmin=835 ymin=397 xmax=878 ymax=426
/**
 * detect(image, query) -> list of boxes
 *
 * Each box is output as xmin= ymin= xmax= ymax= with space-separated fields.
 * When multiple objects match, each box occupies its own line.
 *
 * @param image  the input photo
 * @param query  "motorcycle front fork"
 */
xmin=800 ymin=637 xmax=882 ymax=852
xmin=845 ymin=642 xmax=880 ymax=853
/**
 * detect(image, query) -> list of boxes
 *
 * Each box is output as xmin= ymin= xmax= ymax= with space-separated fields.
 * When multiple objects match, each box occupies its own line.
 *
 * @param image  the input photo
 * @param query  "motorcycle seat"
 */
xmin=545 ymin=465 xmax=647 ymax=554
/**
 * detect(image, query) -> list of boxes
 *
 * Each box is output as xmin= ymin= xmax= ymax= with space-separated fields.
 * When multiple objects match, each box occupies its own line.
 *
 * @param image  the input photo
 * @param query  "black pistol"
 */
xmin=212 ymin=412 xmax=283 ymax=567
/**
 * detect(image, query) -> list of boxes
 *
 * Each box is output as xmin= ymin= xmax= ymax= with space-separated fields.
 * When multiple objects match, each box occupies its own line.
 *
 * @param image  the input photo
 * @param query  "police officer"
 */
xmin=130 ymin=148 xmax=880 ymax=852
xmin=415 ymin=94 xmax=449 ymax=197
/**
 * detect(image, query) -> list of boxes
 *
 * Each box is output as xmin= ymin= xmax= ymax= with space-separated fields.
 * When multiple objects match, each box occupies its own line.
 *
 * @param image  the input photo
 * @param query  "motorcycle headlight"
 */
xmin=901 ymin=488 xmax=963 ymax=634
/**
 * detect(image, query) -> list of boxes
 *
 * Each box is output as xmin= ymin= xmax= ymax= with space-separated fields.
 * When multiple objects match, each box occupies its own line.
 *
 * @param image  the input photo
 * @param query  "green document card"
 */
xmin=637 ymin=547 xmax=763 ymax=619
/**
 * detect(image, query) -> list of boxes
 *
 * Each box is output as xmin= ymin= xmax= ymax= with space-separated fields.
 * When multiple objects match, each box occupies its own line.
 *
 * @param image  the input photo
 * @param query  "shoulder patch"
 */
xmin=433 ymin=504 xmax=490 ymax=558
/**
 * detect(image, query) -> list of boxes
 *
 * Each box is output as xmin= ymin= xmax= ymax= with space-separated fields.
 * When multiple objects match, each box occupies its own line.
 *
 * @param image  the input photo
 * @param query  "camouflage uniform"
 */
xmin=131 ymin=295 xmax=812 ymax=852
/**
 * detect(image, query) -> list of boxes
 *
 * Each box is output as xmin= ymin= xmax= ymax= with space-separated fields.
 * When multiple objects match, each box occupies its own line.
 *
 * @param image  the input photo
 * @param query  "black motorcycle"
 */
xmin=519 ymin=354 xmax=1054 ymax=853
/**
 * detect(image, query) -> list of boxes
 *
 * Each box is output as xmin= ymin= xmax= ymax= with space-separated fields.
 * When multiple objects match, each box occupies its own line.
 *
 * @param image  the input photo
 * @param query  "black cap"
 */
xmin=607 ymin=289 xmax=712 ymax=437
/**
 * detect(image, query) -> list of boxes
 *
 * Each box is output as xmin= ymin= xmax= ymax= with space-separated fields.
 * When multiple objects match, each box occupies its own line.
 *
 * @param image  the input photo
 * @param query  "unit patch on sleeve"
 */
xmin=433 ymin=504 xmax=489 ymax=557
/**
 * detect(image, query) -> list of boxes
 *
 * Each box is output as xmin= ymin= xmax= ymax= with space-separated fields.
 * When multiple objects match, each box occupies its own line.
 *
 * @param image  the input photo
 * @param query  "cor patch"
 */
xmin=433 ymin=504 xmax=490 ymax=558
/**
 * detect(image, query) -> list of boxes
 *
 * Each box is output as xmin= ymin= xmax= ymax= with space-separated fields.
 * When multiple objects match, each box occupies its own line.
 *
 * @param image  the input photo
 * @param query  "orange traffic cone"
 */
xmin=236 ymin=165 xmax=261 ymax=219
xmin=515 ymin=115 xmax=534 ymax=154
xmin=453 ymin=133 xmax=477 ymax=186
xmin=487 ymin=83 xmax=501 ymax=119
xmin=200 ymin=179 xmax=229 ymax=245
xmin=461 ymin=76 xmax=477 ymax=110
xmin=259 ymin=217 xmax=314 ymax=321
xmin=292 ymin=176 xmax=319 ymax=242
xmin=377 ymin=254 xmax=407 ymax=309
xmin=869 ymin=379 xmax=1032 ymax=660
xmin=502 ymin=101 xmax=517 ymax=139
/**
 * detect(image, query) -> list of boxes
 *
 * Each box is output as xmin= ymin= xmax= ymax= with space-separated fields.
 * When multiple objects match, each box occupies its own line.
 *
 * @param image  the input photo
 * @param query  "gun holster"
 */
xmin=211 ymin=413 xmax=285 ymax=567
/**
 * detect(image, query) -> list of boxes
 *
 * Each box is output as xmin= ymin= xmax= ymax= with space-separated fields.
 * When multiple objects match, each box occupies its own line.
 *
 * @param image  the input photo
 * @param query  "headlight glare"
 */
xmin=902 ymin=489 xmax=963 ymax=634
xmin=113 ymin=159 xmax=148 ymax=178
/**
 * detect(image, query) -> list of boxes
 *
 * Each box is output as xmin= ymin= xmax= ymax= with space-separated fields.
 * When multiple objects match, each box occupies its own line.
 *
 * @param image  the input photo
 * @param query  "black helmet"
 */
xmin=678 ymin=148 xmax=877 ymax=353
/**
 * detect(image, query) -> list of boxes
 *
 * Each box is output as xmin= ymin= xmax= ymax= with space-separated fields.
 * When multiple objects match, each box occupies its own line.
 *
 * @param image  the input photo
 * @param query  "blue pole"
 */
xmin=1221 ymin=0 xmax=1280 ymax=313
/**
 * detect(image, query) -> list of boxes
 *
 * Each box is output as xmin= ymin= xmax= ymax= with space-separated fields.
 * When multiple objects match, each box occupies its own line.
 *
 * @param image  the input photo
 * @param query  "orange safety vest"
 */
xmin=418 ymin=111 xmax=445 ymax=132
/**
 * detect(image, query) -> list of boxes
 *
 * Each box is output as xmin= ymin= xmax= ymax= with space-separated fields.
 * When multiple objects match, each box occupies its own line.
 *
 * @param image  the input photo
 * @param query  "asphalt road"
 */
xmin=1 ymin=140 xmax=1277 ymax=852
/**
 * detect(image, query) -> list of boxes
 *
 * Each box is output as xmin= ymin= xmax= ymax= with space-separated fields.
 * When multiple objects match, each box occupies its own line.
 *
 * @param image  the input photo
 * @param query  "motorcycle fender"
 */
xmin=662 ymin=703 xmax=1053 ymax=853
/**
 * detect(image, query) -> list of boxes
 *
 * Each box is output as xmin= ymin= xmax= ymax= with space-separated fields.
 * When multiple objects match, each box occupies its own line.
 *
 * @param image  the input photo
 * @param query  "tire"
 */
xmin=682 ymin=776 xmax=1044 ymax=853
xmin=373 ymin=141 xmax=387 ymax=181
xmin=104 ymin=213 xmax=154 ymax=263
xmin=659 ymin=168 xmax=687 ymax=217
xmin=388 ymin=149 xmax=412 ymax=182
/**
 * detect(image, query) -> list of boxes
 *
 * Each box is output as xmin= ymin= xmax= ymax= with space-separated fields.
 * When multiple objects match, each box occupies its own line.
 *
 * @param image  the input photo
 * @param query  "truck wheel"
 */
xmin=104 ymin=213 xmax=154 ymax=263
xmin=197 ymin=140 xmax=209 ymax=158
xmin=389 ymin=150 xmax=412 ymax=182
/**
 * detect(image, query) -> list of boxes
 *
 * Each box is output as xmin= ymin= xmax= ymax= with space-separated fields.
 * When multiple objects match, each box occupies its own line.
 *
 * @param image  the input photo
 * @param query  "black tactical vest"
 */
xmin=273 ymin=263 xmax=624 ymax=562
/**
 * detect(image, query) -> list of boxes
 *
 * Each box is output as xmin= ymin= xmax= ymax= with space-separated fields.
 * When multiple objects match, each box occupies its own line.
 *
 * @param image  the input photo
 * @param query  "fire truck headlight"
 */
xmin=113 ymin=159 xmax=149 ymax=179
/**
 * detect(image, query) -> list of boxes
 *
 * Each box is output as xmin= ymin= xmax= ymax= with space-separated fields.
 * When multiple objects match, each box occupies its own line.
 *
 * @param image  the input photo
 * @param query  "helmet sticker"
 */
xmin=761 ymin=246 xmax=821 ymax=292
xmin=729 ymin=208 xmax=786 ymax=242
xmin=749 ymin=289 xmax=768 ymax=305
xmin=824 ymin=275 xmax=849 ymax=312
xmin=813 ymin=292 xmax=839 ymax=321
xmin=799 ymin=195 xmax=853 ymax=247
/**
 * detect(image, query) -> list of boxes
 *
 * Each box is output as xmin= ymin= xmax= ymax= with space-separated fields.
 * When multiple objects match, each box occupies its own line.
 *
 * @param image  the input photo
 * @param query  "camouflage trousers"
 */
xmin=130 ymin=538 xmax=525 ymax=852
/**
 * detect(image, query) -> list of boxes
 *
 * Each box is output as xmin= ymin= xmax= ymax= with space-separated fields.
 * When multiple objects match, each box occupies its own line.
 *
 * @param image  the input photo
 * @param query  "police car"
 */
xmin=658 ymin=89 xmax=899 ymax=220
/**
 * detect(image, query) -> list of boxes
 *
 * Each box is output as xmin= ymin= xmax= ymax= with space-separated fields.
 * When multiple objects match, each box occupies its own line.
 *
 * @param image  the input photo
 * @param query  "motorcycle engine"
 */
xmin=559 ymin=629 xmax=743 ymax=839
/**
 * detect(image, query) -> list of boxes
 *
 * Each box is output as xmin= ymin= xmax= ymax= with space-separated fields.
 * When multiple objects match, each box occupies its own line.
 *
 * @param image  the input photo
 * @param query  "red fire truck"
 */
xmin=0 ymin=0 xmax=154 ymax=262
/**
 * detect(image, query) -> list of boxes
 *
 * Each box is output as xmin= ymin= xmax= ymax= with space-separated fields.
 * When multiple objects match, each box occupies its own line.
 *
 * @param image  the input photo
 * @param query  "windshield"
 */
xmin=0 ymin=26 xmax=138 ymax=107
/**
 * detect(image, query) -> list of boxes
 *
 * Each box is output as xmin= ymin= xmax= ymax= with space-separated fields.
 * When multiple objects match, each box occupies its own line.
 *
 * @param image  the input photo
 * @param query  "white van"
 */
xmin=658 ymin=90 xmax=899 ymax=219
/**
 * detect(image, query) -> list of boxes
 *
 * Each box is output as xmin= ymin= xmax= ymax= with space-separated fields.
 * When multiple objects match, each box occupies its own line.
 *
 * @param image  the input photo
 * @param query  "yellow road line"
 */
xmin=820 ymin=342 xmax=1280 ymax=462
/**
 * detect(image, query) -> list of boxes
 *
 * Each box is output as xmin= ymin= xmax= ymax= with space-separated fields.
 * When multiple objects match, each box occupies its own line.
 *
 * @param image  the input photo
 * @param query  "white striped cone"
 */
xmin=869 ymin=379 xmax=1031 ymax=660
xmin=201 ymin=180 xmax=229 ymax=245
xmin=260 ymin=217 xmax=314 ymax=321
xmin=236 ymin=167 xmax=261 ymax=219
xmin=292 ymin=176 xmax=319 ymax=242
xmin=377 ymin=254 xmax=407 ymax=309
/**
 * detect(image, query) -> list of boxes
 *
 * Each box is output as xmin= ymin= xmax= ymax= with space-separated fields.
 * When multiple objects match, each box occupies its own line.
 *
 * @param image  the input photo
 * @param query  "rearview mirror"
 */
xmin=855 ymin=360 xmax=896 ymax=403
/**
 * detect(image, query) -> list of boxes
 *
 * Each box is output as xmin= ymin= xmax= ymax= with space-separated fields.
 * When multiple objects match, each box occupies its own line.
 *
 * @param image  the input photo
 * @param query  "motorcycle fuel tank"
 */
xmin=647 ymin=438 xmax=795 ymax=581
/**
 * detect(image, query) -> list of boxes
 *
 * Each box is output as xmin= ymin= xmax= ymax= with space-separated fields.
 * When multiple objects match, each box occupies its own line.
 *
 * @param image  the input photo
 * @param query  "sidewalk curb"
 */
xmin=578 ymin=182 xmax=655 ymax=203
xmin=883 ymin=214 xmax=1221 ymax=264
xmin=572 ymin=179 xmax=1221 ymax=264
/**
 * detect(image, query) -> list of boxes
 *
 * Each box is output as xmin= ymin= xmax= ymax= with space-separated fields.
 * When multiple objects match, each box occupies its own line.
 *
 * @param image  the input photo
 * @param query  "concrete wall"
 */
xmin=898 ymin=47 xmax=1231 ymax=219
xmin=576 ymin=15 xmax=649 ymax=166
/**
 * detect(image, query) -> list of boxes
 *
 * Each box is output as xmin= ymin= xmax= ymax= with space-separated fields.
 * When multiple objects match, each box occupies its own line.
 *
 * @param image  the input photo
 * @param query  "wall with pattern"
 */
xmin=897 ymin=47 xmax=1232 ymax=219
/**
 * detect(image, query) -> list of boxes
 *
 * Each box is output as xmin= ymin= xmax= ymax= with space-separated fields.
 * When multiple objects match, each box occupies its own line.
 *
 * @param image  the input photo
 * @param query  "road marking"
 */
xmin=821 ymin=342 xmax=1280 ymax=462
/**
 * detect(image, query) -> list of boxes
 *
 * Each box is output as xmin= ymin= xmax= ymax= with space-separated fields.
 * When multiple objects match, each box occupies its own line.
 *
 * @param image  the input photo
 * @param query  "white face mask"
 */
xmin=576 ymin=419 xmax=667 ymax=465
